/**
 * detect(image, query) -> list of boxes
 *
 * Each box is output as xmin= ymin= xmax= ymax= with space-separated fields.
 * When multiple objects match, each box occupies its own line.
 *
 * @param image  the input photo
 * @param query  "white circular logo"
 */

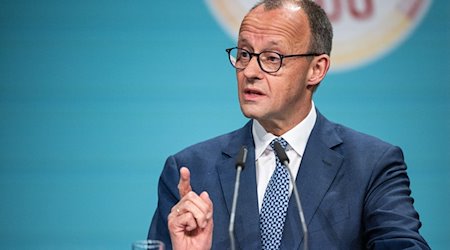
xmin=205 ymin=0 xmax=431 ymax=72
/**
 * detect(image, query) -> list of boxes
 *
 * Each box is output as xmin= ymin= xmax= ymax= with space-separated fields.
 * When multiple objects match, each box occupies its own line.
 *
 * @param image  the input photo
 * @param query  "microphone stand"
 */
xmin=229 ymin=146 xmax=247 ymax=250
xmin=273 ymin=141 xmax=308 ymax=250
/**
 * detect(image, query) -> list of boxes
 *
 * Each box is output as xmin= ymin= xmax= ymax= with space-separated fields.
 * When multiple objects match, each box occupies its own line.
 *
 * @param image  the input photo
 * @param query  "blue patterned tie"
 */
xmin=260 ymin=138 xmax=290 ymax=250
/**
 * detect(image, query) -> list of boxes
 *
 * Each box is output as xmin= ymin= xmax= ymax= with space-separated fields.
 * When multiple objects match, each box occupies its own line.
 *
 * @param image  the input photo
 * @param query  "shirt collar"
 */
xmin=252 ymin=102 xmax=317 ymax=160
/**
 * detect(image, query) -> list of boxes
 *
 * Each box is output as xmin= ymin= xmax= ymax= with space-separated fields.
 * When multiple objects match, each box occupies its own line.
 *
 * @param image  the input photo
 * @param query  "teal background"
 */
xmin=1 ymin=1 xmax=449 ymax=249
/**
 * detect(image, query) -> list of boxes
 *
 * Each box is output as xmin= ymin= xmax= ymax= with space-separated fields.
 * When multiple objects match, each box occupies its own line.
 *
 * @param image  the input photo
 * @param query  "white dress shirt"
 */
xmin=253 ymin=102 xmax=317 ymax=211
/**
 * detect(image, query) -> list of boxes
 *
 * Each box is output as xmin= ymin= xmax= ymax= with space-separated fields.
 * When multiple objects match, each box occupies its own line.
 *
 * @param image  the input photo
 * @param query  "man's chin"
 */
xmin=240 ymin=108 xmax=262 ymax=120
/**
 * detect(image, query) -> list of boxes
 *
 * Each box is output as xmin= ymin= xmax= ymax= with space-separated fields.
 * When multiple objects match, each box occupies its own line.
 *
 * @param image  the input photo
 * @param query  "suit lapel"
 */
xmin=281 ymin=111 xmax=344 ymax=250
xmin=216 ymin=112 xmax=344 ymax=249
xmin=216 ymin=121 xmax=262 ymax=249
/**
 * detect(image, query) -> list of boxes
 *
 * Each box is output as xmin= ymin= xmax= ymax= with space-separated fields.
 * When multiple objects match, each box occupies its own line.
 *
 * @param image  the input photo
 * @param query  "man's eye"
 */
xmin=240 ymin=51 xmax=250 ymax=58
xmin=267 ymin=56 xmax=280 ymax=62
xmin=262 ymin=54 xmax=280 ymax=63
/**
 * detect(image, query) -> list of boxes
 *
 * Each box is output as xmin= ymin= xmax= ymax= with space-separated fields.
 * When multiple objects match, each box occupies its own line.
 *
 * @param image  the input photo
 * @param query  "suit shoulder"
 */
xmin=327 ymin=119 xmax=396 ymax=150
xmin=319 ymin=116 xmax=403 ymax=161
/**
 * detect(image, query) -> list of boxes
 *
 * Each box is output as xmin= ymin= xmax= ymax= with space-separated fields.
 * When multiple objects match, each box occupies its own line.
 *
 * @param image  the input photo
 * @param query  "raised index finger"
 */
xmin=177 ymin=167 xmax=192 ymax=198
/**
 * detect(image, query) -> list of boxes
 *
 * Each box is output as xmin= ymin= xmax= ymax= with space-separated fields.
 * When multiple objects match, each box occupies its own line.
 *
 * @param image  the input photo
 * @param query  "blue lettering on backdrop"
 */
xmin=0 ymin=0 xmax=448 ymax=249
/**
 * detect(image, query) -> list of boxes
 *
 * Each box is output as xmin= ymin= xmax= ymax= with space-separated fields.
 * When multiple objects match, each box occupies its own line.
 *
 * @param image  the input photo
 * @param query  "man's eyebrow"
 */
xmin=268 ymin=40 xmax=281 ymax=46
xmin=237 ymin=37 xmax=249 ymax=44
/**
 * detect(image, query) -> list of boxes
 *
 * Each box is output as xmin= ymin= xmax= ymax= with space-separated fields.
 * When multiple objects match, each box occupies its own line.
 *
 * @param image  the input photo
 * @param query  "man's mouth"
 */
xmin=244 ymin=89 xmax=264 ymax=96
xmin=243 ymin=88 xmax=265 ymax=101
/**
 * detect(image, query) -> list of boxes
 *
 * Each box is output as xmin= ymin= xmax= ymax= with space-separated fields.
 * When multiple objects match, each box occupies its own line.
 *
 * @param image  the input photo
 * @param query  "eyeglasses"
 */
xmin=225 ymin=47 xmax=323 ymax=73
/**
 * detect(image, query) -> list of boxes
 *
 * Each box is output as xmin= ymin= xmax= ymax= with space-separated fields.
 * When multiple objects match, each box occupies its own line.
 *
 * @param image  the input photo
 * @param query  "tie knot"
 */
xmin=270 ymin=137 xmax=288 ymax=150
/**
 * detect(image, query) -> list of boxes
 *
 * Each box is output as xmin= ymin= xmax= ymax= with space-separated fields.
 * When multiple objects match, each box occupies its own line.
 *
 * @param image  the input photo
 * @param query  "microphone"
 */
xmin=273 ymin=141 xmax=309 ymax=250
xmin=229 ymin=146 xmax=248 ymax=250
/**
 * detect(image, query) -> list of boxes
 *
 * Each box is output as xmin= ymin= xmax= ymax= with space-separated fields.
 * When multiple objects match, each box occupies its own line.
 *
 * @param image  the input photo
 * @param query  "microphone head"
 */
xmin=273 ymin=141 xmax=290 ymax=164
xmin=235 ymin=146 xmax=248 ymax=169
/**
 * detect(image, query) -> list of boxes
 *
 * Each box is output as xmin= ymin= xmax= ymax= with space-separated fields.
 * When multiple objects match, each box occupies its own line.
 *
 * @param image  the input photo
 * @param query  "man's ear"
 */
xmin=306 ymin=54 xmax=330 ymax=87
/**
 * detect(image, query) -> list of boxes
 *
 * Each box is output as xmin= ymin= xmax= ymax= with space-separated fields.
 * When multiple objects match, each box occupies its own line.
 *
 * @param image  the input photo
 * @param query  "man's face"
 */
xmin=237 ymin=5 xmax=315 ymax=132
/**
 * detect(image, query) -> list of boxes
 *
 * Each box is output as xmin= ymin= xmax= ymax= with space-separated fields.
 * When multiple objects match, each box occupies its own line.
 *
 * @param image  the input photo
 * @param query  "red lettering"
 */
xmin=315 ymin=0 xmax=375 ymax=22
xmin=348 ymin=0 xmax=373 ymax=20
xmin=315 ymin=0 xmax=342 ymax=22
xmin=407 ymin=0 xmax=424 ymax=19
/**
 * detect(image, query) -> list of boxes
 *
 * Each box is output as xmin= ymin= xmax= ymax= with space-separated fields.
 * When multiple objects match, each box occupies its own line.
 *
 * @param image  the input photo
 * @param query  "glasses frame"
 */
xmin=226 ymin=47 xmax=323 ymax=73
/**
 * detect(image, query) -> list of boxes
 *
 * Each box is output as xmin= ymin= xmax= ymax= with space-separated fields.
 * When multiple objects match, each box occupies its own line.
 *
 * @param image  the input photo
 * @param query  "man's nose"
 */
xmin=242 ymin=56 xmax=263 ymax=79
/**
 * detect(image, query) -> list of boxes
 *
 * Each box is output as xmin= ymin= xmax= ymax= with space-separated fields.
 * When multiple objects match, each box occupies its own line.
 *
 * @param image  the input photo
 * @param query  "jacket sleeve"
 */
xmin=363 ymin=145 xmax=429 ymax=249
xmin=147 ymin=156 xmax=180 ymax=250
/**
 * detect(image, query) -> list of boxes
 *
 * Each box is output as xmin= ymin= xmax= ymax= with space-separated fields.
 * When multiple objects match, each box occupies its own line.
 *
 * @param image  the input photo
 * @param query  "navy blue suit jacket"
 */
xmin=148 ymin=111 xmax=429 ymax=249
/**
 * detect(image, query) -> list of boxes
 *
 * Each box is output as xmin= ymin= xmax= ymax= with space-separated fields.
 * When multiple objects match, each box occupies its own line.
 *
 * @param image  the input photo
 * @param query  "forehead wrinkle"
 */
xmin=239 ymin=7 xmax=310 ymax=52
xmin=238 ymin=35 xmax=283 ymax=49
xmin=240 ymin=16 xmax=299 ymax=40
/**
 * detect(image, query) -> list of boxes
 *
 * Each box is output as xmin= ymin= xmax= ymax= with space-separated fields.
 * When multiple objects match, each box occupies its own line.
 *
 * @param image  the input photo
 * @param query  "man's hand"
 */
xmin=168 ymin=167 xmax=214 ymax=250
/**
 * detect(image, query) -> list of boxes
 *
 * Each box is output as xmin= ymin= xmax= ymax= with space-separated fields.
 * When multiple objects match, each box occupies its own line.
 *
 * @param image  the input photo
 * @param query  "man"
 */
xmin=148 ymin=0 xmax=429 ymax=249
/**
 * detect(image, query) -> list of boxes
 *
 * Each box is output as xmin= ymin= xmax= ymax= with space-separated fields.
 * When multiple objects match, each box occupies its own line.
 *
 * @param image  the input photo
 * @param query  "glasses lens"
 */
xmin=227 ymin=48 xmax=282 ymax=73
xmin=259 ymin=51 xmax=282 ymax=73
xmin=229 ymin=48 xmax=250 ymax=69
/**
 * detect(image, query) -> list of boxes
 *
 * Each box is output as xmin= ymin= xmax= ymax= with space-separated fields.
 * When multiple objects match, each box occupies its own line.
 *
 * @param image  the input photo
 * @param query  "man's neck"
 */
xmin=257 ymin=102 xmax=314 ymax=136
